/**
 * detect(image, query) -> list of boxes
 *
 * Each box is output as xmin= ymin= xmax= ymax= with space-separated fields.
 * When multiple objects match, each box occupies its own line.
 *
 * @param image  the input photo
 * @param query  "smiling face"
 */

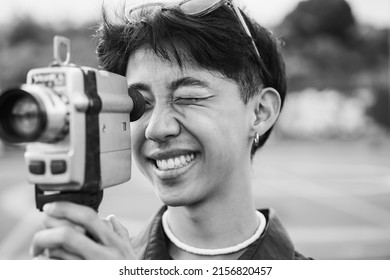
xmin=127 ymin=49 xmax=256 ymax=207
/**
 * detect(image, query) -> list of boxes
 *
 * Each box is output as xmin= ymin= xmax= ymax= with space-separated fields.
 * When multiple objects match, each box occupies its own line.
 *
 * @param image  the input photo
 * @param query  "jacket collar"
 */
xmin=239 ymin=209 xmax=296 ymax=259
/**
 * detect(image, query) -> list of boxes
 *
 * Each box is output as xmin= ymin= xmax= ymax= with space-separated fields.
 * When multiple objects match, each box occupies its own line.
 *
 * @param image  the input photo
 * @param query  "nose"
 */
xmin=145 ymin=103 xmax=180 ymax=142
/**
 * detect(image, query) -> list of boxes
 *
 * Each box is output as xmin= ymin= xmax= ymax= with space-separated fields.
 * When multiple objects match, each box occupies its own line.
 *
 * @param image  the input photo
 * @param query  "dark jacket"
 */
xmin=131 ymin=206 xmax=310 ymax=260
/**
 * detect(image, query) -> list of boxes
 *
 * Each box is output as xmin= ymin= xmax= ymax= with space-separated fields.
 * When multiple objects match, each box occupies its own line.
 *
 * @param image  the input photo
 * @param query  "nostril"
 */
xmin=144 ymin=110 xmax=181 ymax=142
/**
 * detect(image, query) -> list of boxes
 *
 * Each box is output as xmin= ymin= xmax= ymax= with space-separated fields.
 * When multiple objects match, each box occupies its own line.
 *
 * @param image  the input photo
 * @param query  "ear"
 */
xmin=250 ymin=87 xmax=281 ymax=137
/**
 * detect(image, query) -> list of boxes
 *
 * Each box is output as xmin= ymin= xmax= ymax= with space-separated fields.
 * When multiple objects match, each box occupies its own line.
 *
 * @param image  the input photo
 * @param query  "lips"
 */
xmin=156 ymin=153 xmax=195 ymax=171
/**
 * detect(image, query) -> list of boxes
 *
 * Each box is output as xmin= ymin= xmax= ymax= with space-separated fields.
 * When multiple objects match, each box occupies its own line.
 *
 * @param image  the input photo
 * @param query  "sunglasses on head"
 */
xmin=125 ymin=0 xmax=261 ymax=61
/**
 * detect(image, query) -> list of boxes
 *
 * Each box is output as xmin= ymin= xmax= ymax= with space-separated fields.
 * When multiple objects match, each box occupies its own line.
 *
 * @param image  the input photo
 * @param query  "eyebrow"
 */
xmin=128 ymin=77 xmax=209 ymax=93
xmin=169 ymin=77 xmax=210 ymax=92
xmin=128 ymin=82 xmax=151 ymax=92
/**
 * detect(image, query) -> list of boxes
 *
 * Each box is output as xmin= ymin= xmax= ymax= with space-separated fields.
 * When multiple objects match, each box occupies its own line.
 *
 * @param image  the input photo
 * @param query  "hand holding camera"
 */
xmin=30 ymin=201 xmax=137 ymax=260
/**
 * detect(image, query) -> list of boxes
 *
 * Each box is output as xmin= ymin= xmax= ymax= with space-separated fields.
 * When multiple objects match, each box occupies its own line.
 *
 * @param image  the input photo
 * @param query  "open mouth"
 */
xmin=153 ymin=153 xmax=197 ymax=171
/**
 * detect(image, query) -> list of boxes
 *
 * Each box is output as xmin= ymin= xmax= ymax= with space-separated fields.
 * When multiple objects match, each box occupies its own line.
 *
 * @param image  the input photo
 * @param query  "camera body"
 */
xmin=25 ymin=66 xmax=132 ymax=188
xmin=0 ymin=37 xmax=144 ymax=210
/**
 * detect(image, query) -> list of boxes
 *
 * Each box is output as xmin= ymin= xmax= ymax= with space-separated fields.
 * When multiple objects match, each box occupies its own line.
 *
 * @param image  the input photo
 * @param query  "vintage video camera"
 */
xmin=0 ymin=36 xmax=145 ymax=211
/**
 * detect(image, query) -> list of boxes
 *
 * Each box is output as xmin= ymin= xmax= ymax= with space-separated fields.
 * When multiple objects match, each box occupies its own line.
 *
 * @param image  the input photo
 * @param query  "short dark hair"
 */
xmin=95 ymin=2 xmax=286 ymax=153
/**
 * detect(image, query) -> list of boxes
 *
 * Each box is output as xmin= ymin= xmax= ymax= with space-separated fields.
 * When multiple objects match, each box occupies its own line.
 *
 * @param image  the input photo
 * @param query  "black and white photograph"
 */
xmin=0 ymin=0 xmax=389 ymax=267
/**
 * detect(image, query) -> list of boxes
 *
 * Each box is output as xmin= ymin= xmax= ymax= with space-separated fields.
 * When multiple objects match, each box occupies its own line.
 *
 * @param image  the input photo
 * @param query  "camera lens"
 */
xmin=0 ymin=89 xmax=47 ymax=143
xmin=10 ymin=95 xmax=42 ymax=137
xmin=0 ymin=85 xmax=69 ymax=144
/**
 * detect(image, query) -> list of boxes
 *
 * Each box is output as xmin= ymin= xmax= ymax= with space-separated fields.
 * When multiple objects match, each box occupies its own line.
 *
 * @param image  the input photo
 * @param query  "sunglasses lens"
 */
xmin=180 ymin=0 xmax=223 ymax=16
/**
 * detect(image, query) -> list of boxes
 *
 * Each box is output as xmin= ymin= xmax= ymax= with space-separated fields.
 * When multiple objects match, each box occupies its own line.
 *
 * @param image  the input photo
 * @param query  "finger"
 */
xmin=43 ymin=202 xmax=112 ymax=244
xmin=106 ymin=215 xmax=130 ymax=240
xmin=105 ymin=215 xmax=137 ymax=259
xmin=33 ymin=254 xmax=51 ymax=260
xmin=30 ymin=227 xmax=104 ymax=259
xmin=44 ymin=216 xmax=86 ymax=234
xmin=103 ymin=218 xmax=114 ymax=232
xmin=48 ymin=248 xmax=83 ymax=260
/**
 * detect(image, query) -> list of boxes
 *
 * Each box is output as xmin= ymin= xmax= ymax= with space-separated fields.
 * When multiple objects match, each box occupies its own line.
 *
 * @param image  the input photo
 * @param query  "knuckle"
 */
xmin=48 ymin=202 xmax=60 ymax=214
xmin=120 ymin=225 xmax=130 ymax=235
xmin=31 ymin=231 xmax=42 ymax=245
xmin=57 ymin=227 xmax=74 ymax=241
xmin=81 ymin=208 xmax=97 ymax=223
xmin=43 ymin=216 xmax=55 ymax=228
xmin=108 ymin=248 xmax=122 ymax=260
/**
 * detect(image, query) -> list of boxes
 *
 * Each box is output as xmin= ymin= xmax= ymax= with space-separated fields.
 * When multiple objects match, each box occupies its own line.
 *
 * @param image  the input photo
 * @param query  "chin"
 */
xmin=159 ymin=195 xmax=191 ymax=207
xmin=157 ymin=190 xmax=200 ymax=208
xmin=162 ymin=200 xmax=185 ymax=207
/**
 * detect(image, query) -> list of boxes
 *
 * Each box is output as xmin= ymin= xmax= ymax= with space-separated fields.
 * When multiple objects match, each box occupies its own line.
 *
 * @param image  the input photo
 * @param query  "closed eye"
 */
xmin=172 ymin=96 xmax=212 ymax=105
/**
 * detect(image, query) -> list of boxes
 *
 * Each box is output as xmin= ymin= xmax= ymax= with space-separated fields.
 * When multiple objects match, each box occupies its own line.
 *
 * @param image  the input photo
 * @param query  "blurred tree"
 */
xmin=274 ymin=0 xmax=389 ymax=132
xmin=7 ymin=17 xmax=54 ymax=47
xmin=358 ymin=27 xmax=389 ymax=67
xmin=280 ymin=0 xmax=357 ymax=45
xmin=367 ymin=86 xmax=390 ymax=132
xmin=0 ymin=19 xmax=98 ymax=88
xmin=277 ymin=0 xmax=389 ymax=84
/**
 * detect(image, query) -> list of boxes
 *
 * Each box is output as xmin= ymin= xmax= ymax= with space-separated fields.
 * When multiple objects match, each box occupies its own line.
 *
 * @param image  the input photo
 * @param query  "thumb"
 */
xmin=106 ymin=215 xmax=130 ymax=239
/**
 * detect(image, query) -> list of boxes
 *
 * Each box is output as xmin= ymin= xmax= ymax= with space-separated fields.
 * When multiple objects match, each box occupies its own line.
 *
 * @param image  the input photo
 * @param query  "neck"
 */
xmin=166 ymin=188 xmax=258 ymax=260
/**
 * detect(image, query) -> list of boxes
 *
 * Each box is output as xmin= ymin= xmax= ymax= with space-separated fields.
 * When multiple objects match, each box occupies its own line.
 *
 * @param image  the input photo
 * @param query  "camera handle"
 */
xmin=35 ymin=185 xmax=103 ymax=212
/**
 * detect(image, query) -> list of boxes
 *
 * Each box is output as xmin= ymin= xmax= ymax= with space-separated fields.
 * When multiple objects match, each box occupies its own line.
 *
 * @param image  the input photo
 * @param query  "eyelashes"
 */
xmin=143 ymin=96 xmax=213 ymax=109
xmin=171 ymin=96 xmax=211 ymax=105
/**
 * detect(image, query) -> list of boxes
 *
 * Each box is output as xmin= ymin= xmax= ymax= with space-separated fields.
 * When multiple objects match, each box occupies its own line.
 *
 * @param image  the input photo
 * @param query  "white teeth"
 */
xmin=161 ymin=160 xmax=168 ymax=170
xmin=174 ymin=158 xmax=181 ymax=166
xmin=179 ymin=155 xmax=186 ymax=165
xmin=156 ymin=153 xmax=196 ymax=171
xmin=167 ymin=159 xmax=174 ymax=169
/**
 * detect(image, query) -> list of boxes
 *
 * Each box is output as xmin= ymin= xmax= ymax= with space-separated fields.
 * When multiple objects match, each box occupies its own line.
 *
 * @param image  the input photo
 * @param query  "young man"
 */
xmin=31 ymin=0 xmax=309 ymax=260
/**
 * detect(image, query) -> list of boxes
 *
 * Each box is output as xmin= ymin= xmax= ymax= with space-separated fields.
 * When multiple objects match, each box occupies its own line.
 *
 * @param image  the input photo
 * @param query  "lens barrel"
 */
xmin=0 ymin=85 xmax=68 ymax=144
xmin=0 ymin=88 xmax=46 ymax=143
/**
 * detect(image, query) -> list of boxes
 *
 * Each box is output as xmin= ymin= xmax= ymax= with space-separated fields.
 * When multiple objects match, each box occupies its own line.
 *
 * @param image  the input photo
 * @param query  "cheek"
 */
xmin=188 ymin=115 xmax=234 ymax=160
xmin=130 ymin=122 xmax=145 ymax=161
xmin=200 ymin=114 xmax=250 ymax=160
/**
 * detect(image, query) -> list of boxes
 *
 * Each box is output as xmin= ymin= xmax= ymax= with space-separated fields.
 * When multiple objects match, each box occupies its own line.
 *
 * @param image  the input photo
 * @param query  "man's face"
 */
xmin=127 ymin=49 xmax=254 ymax=207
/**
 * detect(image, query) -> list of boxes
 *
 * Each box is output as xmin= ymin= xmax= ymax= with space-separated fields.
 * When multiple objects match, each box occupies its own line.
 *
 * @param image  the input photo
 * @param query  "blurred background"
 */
xmin=0 ymin=0 xmax=389 ymax=259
